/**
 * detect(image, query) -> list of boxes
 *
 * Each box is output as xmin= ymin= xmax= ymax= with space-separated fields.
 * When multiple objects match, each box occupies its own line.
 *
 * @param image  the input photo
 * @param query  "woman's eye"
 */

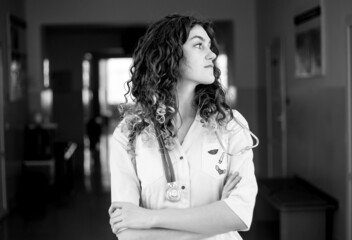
xmin=195 ymin=43 xmax=203 ymax=49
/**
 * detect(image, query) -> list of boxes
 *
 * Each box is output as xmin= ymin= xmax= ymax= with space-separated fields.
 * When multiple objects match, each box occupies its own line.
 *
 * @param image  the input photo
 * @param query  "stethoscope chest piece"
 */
xmin=165 ymin=182 xmax=181 ymax=202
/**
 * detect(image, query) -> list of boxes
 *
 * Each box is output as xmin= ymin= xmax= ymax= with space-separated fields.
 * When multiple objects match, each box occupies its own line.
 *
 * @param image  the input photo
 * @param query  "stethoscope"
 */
xmin=217 ymin=115 xmax=260 ymax=156
xmin=154 ymin=116 xmax=259 ymax=202
xmin=154 ymin=125 xmax=181 ymax=202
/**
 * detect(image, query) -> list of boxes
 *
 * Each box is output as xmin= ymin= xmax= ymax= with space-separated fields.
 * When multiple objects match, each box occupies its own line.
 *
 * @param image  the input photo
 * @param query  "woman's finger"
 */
xmin=222 ymin=173 xmax=242 ymax=199
xmin=111 ymin=216 xmax=123 ymax=226
xmin=110 ymin=208 xmax=122 ymax=218
xmin=224 ymin=171 xmax=239 ymax=183
xmin=232 ymin=171 xmax=240 ymax=178
xmin=110 ymin=212 xmax=122 ymax=224
xmin=224 ymin=172 xmax=239 ymax=188
xmin=110 ymin=216 xmax=123 ymax=231
xmin=111 ymin=217 xmax=125 ymax=234
xmin=226 ymin=175 xmax=241 ymax=190
xmin=108 ymin=202 xmax=124 ymax=215
xmin=108 ymin=204 xmax=118 ymax=216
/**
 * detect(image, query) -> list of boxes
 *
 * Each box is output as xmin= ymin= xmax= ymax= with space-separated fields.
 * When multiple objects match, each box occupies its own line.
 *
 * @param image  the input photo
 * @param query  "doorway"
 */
xmin=265 ymin=38 xmax=287 ymax=177
xmin=346 ymin=17 xmax=352 ymax=240
xmin=96 ymin=56 xmax=133 ymax=191
xmin=0 ymin=44 xmax=7 ymax=219
xmin=82 ymin=52 xmax=137 ymax=192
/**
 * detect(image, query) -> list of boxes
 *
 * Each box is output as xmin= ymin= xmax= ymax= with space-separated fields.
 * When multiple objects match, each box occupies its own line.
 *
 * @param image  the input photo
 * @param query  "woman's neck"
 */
xmin=176 ymin=81 xmax=197 ymax=125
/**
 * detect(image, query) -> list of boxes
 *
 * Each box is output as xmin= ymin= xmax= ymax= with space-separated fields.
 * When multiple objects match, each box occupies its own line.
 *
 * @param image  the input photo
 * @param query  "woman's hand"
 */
xmin=109 ymin=202 xmax=154 ymax=234
xmin=221 ymin=171 xmax=241 ymax=199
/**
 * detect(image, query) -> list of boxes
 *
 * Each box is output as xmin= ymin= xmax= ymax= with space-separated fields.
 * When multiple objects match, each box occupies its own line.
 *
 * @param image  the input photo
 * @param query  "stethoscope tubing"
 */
xmin=154 ymin=125 xmax=176 ymax=184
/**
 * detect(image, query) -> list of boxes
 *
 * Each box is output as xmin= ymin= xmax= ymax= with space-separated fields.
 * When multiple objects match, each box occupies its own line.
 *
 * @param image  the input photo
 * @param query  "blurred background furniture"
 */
xmin=258 ymin=177 xmax=338 ymax=240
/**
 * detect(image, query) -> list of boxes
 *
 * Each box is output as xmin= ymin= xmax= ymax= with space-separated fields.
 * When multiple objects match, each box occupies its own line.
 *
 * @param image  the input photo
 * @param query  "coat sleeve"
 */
xmin=222 ymin=110 xmax=258 ymax=231
xmin=110 ymin=119 xmax=141 ymax=206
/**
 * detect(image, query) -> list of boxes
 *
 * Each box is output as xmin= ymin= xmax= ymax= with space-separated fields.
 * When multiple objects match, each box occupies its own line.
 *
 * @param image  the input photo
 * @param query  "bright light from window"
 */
xmin=82 ymin=60 xmax=90 ymax=88
xmin=43 ymin=59 xmax=50 ymax=88
xmin=217 ymin=54 xmax=228 ymax=89
xmin=41 ymin=88 xmax=53 ymax=120
xmin=104 ymin=58 xmax=133 ymax=104
xmin=82 ymin=59 xmax=91 ymax=106
xmin=102 ymin=56 xmax=226 ymax=104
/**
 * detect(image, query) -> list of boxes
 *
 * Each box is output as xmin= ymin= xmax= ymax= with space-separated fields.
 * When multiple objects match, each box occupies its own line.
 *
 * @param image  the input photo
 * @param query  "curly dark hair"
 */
xmin=122 ymin=13 xmax=233 ymax=143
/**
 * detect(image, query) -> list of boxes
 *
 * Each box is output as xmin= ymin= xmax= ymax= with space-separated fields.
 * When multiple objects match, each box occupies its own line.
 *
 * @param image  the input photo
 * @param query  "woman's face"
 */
xmin=178 ymin=25 xmax=217 ymax=86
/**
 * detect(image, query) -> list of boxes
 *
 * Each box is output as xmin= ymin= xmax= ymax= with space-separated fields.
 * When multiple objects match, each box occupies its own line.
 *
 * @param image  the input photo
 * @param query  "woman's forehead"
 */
xmin=187 ymin=25 xmax=211 ymax=43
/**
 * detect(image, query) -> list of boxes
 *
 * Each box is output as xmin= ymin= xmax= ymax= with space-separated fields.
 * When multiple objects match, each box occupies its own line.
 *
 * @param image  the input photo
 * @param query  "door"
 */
xmin=266 ymin=38 xmax=287 ymax=177
xmin=346 ymin=19 xmax=352 ymax=240
xmin=0 ymin=44 xmax=7 ymax=219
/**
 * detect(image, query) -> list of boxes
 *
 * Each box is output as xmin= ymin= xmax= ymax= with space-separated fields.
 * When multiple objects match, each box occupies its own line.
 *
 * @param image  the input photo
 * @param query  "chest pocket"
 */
xmin=201 ymin=135 xmax=229 ymax=180
xmin=135 ymin=140 xmax=164 ymax=186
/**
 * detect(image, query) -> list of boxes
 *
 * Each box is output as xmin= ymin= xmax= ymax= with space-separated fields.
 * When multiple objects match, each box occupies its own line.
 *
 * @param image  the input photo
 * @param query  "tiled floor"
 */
xmin=0 ymin=189 xmax=115 ymax=240
xmin=0 ymin=134 xmax=116 ymax=240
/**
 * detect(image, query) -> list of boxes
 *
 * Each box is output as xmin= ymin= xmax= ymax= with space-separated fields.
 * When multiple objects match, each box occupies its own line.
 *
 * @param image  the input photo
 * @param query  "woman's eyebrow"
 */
xmin=189 ymin=35 xmax=211 ymax=44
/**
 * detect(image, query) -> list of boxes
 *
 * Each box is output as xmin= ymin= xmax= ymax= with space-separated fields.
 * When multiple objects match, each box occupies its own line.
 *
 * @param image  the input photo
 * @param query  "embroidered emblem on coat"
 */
xmin=208 ymin=149 xmax=219 ymax=155
xmin=215 ymin=165 xmax=226 ymax=175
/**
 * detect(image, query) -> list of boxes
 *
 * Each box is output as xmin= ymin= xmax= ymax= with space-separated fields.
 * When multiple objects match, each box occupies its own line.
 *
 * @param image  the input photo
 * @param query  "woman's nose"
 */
xmin=206 ymin=49 xmax=216 ymax=60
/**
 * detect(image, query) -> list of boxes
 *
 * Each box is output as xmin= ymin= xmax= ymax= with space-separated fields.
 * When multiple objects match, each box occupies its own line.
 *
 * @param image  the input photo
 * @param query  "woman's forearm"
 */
xmin=117 ymin=228 xmax=211 ymax=240
xmin=150 ymin=200 xmax=247 ymax=235
xmin=109 ymin=192 xmax=247 ymax=236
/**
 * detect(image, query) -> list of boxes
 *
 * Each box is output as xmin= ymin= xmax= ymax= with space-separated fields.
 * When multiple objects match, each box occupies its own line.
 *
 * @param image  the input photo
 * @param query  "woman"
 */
xmin=109 ymin=14 xmax=258 ymax=240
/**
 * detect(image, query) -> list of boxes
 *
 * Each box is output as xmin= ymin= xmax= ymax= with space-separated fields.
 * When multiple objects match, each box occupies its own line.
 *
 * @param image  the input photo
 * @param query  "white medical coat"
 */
xmin=110 ymin=110 xmax=258 ymax=240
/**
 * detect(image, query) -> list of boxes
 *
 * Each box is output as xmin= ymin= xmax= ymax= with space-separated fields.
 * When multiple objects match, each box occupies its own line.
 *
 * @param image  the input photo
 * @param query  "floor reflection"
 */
xmin=0 ymin=133 xmax=115 ymax=240
xmin=83 ymin=133 xmax=111 ymax=194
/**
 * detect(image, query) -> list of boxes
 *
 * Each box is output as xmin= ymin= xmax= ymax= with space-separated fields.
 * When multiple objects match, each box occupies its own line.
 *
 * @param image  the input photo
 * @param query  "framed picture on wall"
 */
xmin=7 ymin=14 xmax=27 ymax=102
xmin=294 ymin=6 xmax=324 ymax=78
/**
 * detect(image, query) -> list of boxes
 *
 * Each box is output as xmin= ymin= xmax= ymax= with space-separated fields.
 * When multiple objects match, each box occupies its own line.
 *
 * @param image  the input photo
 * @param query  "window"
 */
xmin=99 ymin=58 xmax=133 ymax=105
